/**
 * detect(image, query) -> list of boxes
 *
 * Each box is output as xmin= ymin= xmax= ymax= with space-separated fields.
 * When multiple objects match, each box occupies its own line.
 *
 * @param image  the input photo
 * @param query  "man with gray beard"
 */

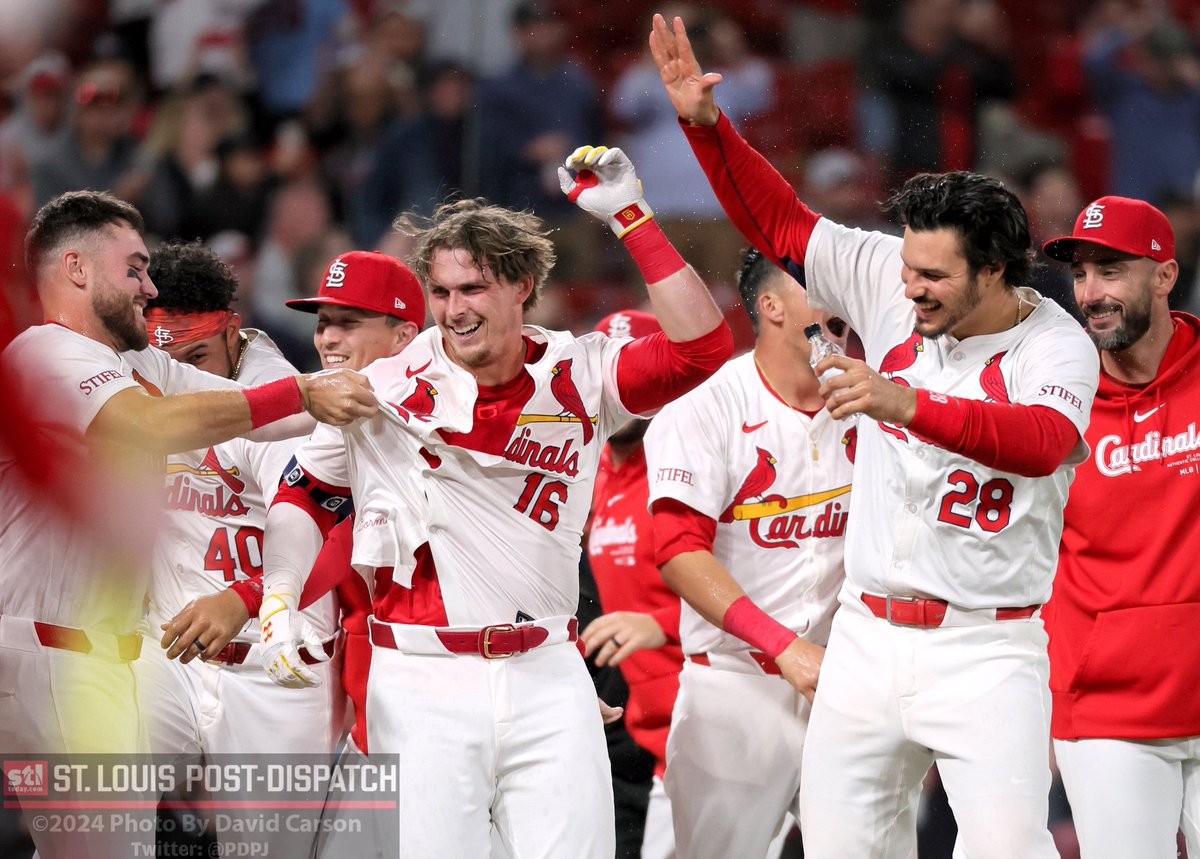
xmin=1043 ymin=196 xmax=1200 ymax=859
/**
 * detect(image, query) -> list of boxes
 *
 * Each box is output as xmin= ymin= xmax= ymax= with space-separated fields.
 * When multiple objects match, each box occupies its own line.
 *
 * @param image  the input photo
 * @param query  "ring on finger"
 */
xmin=193 ymin=640 xmax=206 ymax=653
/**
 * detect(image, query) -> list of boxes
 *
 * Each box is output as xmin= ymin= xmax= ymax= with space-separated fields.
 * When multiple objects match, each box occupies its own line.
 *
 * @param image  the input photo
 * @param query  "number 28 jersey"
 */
xmin=804 ymin=218 xmax=1100 ymax=609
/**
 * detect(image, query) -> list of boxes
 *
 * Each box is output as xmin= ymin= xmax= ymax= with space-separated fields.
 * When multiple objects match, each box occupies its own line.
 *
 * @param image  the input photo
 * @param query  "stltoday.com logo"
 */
xmin=3 ymin=761 xmax=48 ymax=797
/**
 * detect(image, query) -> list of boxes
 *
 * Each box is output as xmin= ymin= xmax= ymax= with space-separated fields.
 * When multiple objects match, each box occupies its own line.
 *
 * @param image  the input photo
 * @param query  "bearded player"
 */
xmin=651 ymin=14 xmax=1099 ymax=857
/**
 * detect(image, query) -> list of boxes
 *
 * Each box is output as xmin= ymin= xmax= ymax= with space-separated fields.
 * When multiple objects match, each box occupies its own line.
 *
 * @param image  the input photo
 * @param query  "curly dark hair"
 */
xmin=146 ymin=240 xmax=238 ymax=312
xmin=26 ymin=190 xmax=145 ymax=275
xmin=393 ymin=198 xmax=555 ymax=312
xmin=735 ymin=247 xmax=781 ymax=333
xmin=884 ymin=171 xmax=1034 ymax=288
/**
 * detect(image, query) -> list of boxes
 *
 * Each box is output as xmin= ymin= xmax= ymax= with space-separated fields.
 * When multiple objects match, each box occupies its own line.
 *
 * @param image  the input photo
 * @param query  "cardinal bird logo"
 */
xmin=720 ymin=447 xmax=780 ymax=522
xmin=979 ymin=351 xmax=1010 ymax=403
xmin=841 ymin=426 xmax=858 ymax=463
xmin=393 ymin=378 xmax=439 ymax=422
xmin=550 ymin=359 xmax=595 ymax=446
xmin=880 ymin=331 xmax=924 ymax=375
xmin=201 ymin=447 xmax=245 ymax=494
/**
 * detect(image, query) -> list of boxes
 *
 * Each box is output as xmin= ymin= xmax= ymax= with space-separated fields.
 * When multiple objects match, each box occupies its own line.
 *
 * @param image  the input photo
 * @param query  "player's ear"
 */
xmin=758 ymin=291 xmax=783 ymax=325
xmin=225 ymin=313 xmax=242 ymax=353
xmin=64 ymin=250 xmax=87 ymax=289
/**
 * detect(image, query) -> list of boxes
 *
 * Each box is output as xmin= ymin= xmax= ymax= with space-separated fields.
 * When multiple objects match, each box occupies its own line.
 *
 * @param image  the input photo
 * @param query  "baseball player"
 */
xmin=133 ymin=242 xmax=377 ymax=857
xmin=650 ymin=14 xmax=1100 ymax=858
xmin=1041 ymin=198 xmax=1200 ymax=858
xmin=583 ymin=308 xmax=685 ymax=859
xmin=645 ymin=248 xmax=854 ymax=858
xmin=0 ymin=191 xmax=374 ymax=858
xmin=258 ymin=147 xmax=735 ymax=856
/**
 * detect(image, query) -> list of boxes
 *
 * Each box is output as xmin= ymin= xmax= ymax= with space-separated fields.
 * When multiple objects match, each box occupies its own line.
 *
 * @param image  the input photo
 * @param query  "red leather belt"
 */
xmin=861 ymin=593 xmax=1039 ymax=628
xmin=207 ymin=638 xmax=335 ymax=666
xmin=689 ymin=652 xmax=782 ymax=676
xmin=371 ymin=620 xmax=579 ymax=659
xmin=34 ymin=622 xmax=143 ymax=662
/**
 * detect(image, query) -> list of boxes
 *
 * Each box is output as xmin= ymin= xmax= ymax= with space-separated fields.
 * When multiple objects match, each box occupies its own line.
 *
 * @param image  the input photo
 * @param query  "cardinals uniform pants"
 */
xmin=799 ymin=605 xmax=1059 ymax=859
xmin=366 ymin=617 xmax=615 ymax=858
xmin=0 ymin=616 xmax=153 ymax=858
xmin=134 ymin=637 xmax=343 ymax=857
xmin=664 ymin=655 xmax=809 ymax=859
xmin=1055 ymin=736 xmax=1200 ymax=859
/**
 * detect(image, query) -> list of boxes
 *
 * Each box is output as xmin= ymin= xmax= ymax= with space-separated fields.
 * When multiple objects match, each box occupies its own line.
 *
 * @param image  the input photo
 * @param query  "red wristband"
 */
xmin=245 ymin=377 xmax=304 ymax=429
xmin=722 ymin=595 xmax=798 ymax=659
xmin=623 ymin=219 xmax=686 ymax=284
xmin=229 ymin=578 xmax=264 ymax=617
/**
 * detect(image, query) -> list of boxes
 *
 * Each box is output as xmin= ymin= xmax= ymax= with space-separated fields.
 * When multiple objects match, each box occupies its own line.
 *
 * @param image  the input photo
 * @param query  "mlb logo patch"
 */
xmin=4 ymin=761 xmax=48 ymax=797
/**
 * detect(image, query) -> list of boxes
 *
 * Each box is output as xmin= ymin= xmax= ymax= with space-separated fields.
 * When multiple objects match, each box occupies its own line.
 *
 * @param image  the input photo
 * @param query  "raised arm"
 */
xmin=649 ymin=14 xmax=822 ymax=276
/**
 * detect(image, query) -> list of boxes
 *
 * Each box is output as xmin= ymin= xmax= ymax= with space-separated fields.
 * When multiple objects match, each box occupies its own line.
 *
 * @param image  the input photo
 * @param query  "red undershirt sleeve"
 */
xmin=681 ymin=111 xmax=822 ymax=278
xmin=299 ymin=515 xmax=355 ymax=610
xmin=907 ymin=390 xmax=1080 ymax=477
xmin=651 ymin=498 xmax=718 ymax=568
xmin=615 ymin=325 xmax=734 ymax=415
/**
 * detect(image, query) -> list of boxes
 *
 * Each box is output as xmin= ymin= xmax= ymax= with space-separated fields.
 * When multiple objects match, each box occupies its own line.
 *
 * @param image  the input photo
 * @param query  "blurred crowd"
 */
xmin=2 ymin=0 xmax=1199 ymax=373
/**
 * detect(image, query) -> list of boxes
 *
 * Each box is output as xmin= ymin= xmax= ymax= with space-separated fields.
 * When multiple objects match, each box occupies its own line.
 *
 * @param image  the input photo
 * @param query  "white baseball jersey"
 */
xmin=804 ymin=218 xmax=1100 ymax=608
xmin=291 ymin=325 xmax=637 ymax=625
xmin=645 ymin=352 xmax=853 ymax=655
xmin=0 ymin=324 xmax=250 ymax=633
xmin=147 ymin=330 xmax=338 ymax=641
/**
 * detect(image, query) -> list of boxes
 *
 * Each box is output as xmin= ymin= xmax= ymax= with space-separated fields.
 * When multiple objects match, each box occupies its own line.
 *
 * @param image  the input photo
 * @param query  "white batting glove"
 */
xmin=259 ymin=593 xmax=328 ymax=688
xmin=558 ymin=145 xmax=654 ymax=238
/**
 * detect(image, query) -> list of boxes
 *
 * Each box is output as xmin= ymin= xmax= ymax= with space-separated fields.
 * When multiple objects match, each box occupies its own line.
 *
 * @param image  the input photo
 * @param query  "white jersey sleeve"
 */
xmin=642 ymin=383 xmax=731 ymax=519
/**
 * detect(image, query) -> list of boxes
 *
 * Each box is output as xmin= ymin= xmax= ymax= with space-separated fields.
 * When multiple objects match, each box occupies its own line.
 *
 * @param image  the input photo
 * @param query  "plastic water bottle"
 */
xmin=805 ymin=323 xmax=845 ymax=383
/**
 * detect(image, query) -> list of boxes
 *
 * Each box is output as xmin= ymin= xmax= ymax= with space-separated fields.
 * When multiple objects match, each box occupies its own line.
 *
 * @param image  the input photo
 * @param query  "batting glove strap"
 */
xmin=559 ymin=145 xmax=655 ymax=238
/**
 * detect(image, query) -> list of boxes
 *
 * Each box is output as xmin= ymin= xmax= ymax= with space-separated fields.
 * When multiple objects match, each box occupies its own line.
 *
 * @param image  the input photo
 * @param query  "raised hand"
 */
xmin=649 ymin=13 xmax=723 ymax=126
xmin=558 ymin=145 xmax=654 ymax=238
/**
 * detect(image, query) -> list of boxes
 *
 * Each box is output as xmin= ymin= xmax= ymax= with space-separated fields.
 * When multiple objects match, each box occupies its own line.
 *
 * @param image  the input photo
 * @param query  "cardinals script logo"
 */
xmin=721 ymin=447 xmax=851 ymax=548
xmin=164 ymin=447 xmax=251 ymax=517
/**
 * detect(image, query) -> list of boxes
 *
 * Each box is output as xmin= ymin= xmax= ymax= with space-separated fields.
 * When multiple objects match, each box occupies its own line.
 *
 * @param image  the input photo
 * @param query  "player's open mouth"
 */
xmin=323 ymin=354 xmax=349 ymax=365
xmin=1085 ymin=304 xmax=1120 ymax=324
xmin=450 ymin=321 xmax=482 ymax=338
xmin=914 ymin=301 xmax=941 ymax=319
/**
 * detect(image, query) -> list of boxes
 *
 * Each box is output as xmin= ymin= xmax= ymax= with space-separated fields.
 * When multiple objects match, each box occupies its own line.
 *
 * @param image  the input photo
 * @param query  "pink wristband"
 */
xmin=245 ymin=377 xmax=304 ymax=429
xmin=229 ymin=578 xmax=264 ymax=617
xmin=623 ymin=219 xmax=686 ymax=284
xmin=722 ymin=595 xmax=798 ymax=659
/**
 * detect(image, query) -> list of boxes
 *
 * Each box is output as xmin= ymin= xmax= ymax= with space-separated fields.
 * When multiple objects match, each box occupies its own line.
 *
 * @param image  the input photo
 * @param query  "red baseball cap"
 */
xmin=594 ymin=309 xmax=662 ymax=339
xmin=1043 ymin=196 xmax=1175 ymax=264
xmin=287 ymin=251 xmax=425 ymax=327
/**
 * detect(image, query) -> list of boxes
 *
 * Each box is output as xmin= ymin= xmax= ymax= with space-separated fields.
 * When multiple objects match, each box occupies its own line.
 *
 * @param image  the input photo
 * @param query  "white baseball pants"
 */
xmin=1055 ymin=735 xmax=1200 ymax=858
xmin=664 ymin=658 xmax=809 ymax=859
xmin=366 ymin=625 xmax=615 ymax=858
xmin=799 ymin=607 xmax=1059 ymax=859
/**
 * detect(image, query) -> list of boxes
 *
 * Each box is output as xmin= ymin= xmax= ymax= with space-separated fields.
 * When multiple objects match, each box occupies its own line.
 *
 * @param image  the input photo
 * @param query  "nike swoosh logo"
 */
xmin=1133 ymin=405 xmax=1163 ymax=423
xmin=742 ymin=420 xmax=768 ymax=433
xmin=406 ymin=360 xmax=432 ymax=378
xmin=606 ymin=493 xmax=625 ymax=508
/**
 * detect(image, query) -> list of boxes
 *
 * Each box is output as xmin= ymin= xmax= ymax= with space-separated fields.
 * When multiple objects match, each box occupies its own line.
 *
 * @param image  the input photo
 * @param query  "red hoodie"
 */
xmin=1046 ymin=312 xmax=1200 ymax=739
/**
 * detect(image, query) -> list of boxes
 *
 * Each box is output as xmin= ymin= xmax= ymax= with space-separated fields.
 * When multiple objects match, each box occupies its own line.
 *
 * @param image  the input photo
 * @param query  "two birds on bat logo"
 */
xmin=391 ymin=358 xmax=597 ymax=445
xmin=875 ymin=333 xmax=1010 ymax=443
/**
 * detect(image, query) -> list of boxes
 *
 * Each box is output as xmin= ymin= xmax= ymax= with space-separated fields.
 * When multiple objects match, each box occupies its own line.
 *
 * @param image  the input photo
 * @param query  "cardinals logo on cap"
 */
xmin=325 ymin=259 xmax=348 ymax=288
xmin=1081 ymin=202 xmax=1105 ymax=230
